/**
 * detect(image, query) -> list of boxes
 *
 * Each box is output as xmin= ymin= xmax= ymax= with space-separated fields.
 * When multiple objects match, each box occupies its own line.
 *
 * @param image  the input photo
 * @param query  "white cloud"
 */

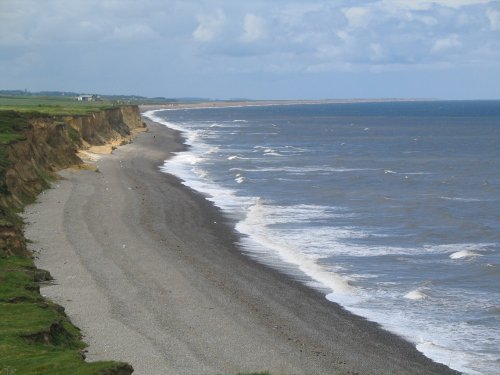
xmin=343 ymin=7 xmax=371 ymax=29
xmin=486 ymin=8 xmax=500 ymax=30
xmin=0 ymin=32 xmax=28 ymax=46
xmin=382 ymin=0 xmax=495 ymax=10
xmin=241 ymin=14 xmax=266 ymax=43
xmin=111 ymin=24 xmax=156 ymax=41
xmin=192 ymin=10 xmax=226 ymax=42
xmin=370 ymin=43 xmax=385 ymax=61
xmin=435 ymin=0 xmax=494 ymax=7
xmin=77 ymin=21 xmax=103 ymax=37
xmin=336 ymin=30 xmax=351 ymax=44
xmin=432 ymin=35 xmax=462 ymax=51
xmin=277 ymin=3 xmax=324 ymax=27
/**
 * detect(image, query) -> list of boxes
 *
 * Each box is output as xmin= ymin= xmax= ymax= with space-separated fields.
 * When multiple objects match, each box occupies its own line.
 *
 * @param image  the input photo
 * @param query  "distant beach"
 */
xmin=23 ymin=110 xmax=459 ymax=375
xmin=140 ymin=98 xmax=423 ymax=112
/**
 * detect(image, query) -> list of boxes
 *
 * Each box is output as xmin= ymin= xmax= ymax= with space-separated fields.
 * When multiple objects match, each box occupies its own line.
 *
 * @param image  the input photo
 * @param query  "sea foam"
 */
xmin=404 ymin=289 xmax=428 ymax=300
xmin=449 ymin=250 xmax=482 ymax=259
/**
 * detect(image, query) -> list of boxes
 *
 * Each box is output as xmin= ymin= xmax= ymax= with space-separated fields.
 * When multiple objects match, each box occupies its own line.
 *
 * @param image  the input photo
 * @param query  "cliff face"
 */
xmin=0 ymin=105 xmax=144 ymax=256
xmin=64 ymin=106 xmax=143 ymax=148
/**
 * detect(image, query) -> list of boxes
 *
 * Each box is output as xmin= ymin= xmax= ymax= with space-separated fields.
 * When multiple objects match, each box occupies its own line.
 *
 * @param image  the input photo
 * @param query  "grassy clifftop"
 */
xmin=0 ymin=96 xmax=115 ymax=116
xmin=0 ymin=99 xmax=140 ymax=375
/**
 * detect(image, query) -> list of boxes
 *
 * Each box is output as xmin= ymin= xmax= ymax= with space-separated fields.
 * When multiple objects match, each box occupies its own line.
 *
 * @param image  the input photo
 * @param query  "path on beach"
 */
xmin=23 ymin=119 xmax=459 ymax=375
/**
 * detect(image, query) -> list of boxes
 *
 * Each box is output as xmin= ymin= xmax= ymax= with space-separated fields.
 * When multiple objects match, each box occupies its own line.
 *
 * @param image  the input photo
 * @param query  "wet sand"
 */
xmin=23 ymin=116 xmax=459 ymax=375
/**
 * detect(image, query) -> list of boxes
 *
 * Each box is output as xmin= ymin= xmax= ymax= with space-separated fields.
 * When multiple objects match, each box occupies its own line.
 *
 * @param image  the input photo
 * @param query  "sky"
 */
xmin=1 ymin=0 xmax=500 ymax=100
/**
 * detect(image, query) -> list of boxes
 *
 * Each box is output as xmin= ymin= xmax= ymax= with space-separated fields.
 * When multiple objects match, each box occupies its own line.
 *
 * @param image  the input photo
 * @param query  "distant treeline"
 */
xmin=0 ymin=90 xmax=255 ymax=104
xmin=0 ymin=90 xmax=178 ymax=103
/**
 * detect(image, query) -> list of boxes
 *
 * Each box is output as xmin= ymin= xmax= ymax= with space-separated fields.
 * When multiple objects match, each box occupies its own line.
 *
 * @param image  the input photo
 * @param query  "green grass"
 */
xmin=0 ymin=258 xmax=130 ymax=375
xmin=0 ymin=257 xmax=40 ymax=303
xmin=0 ymin=110 xmax=30 ymax=144
xmin=0 ymin=111 xmax=30 ymax=195
xmin=0 ymin=96 xmax=115 ymax=117
xmin=67 ymin=126 xmax=82 ymax=144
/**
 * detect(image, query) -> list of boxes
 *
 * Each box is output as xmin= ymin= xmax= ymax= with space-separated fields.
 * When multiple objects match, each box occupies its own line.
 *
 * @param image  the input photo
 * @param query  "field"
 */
xmin=0 ymin=96 xmax=116 ymax=116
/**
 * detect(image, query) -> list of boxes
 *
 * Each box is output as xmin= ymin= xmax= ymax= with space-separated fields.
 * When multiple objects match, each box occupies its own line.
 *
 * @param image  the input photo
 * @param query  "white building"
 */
xmin=77 ymin=95 xmax=97 ymax=101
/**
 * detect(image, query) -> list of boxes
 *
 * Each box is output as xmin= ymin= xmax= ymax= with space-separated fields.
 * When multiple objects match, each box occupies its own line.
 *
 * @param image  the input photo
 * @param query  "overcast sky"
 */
xmin=1 ymin=0 xmax=500 ymax=99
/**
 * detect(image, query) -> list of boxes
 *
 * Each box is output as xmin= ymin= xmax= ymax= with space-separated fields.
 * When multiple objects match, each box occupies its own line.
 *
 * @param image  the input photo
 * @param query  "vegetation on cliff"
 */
xmin=0 ymin=99 xmax=139 ymax=374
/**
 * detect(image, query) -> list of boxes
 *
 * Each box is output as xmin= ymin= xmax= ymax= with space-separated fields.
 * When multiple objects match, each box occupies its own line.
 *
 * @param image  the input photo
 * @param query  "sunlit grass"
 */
xmin=0 ymin=257 xmax=130 ymax=375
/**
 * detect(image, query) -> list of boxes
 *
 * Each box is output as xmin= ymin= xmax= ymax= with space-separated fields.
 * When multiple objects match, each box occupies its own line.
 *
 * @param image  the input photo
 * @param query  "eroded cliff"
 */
xmin=0 ymin=105 xmax=144 ymax=257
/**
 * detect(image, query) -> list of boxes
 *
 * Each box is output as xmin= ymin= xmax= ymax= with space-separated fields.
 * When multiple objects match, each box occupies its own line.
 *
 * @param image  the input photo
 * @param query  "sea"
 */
xmin=145 ymin=101 xmax=500 ymax=375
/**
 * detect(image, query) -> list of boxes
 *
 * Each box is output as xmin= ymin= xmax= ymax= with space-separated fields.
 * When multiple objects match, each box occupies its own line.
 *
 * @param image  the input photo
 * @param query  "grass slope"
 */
xmin=0 ymin=258 xmax=130 ymax=375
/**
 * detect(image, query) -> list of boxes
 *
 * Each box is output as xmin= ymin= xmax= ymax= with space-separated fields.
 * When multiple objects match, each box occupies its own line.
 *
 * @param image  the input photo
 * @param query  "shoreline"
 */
xmin=139 ymin=98 xmax=428 ymax=113
xmin=23 ymin=113 xmax=459 ymax=374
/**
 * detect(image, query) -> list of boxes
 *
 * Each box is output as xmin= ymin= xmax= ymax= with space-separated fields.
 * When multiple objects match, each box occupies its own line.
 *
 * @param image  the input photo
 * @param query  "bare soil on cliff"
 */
xmin=23 ymin=119 xmax=459 ymax=375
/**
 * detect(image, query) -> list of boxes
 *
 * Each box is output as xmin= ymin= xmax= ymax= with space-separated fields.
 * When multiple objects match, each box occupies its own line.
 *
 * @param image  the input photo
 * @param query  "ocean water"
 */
xmin=145 ymin=101 xmax=500 ymax=375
